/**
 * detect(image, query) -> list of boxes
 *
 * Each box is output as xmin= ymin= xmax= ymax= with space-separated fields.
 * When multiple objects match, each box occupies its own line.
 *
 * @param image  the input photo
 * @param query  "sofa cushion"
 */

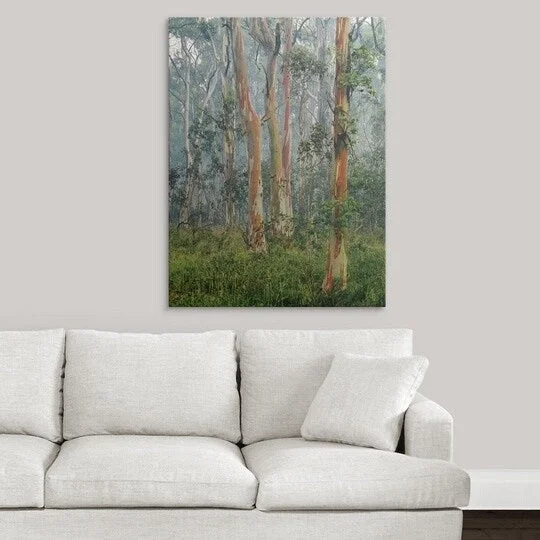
xmin=0 ymin=329 xmax=65 ymax=442
xmin=242 ymin=438 xmax=470 ymax=511
xmin=63 ymin=330 xmax=240 ymax=442
xmin=0 ymin=435 xmax=59 ymax=508
xmin=238 ymin=329 xmax=413 ymax=444
xmin=301 ymin=354 xmax=429 ymax=451
xmin=45 ymin=435 xmax=257 ymax=508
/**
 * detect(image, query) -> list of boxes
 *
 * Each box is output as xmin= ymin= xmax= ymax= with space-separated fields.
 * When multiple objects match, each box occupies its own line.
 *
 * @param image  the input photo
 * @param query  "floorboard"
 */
xmin=463 ymin=511 xmax=540 ymax=539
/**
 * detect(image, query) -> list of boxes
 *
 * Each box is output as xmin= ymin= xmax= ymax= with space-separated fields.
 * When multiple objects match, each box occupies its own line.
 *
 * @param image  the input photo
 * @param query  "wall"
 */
xmin=0 ymin=0 xmax=539 ymax=469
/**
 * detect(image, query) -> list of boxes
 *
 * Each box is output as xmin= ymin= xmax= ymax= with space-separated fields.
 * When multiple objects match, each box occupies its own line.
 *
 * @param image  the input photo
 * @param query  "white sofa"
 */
xmin=0 ymin=329 xmax=469 ymax=539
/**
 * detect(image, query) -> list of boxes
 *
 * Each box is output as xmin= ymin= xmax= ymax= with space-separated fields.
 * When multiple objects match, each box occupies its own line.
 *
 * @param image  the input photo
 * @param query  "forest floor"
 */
xmin=169 ymin=228 xmax=385 ymax=307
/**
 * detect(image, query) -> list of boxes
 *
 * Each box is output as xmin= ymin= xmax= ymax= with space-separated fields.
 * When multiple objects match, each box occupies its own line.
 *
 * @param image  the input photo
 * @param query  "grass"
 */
xmin=169 ymin=228 xmax=385 ymax=307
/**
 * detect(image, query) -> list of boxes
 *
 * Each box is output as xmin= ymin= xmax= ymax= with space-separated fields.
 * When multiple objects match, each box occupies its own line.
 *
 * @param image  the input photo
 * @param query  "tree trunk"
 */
xmin=179 ymin=33 xmax=220 ymax=230
xmin=322 ymin=17 xmax=350 ymax=293
xmin=223 ymin=82 xmax=236 ymax=228
xmin=317 ymin=18 xmax=334 ymax=224
xmin=251 ymin=19 xmax=292 ymax=239
xmin=266 ymin=39 xmax=286 ymax=237
xmin=221 ymin=27 xmax=237 ymax=228
xmin=231 ymin=18 xmax=267 ymax=252
xmin=281 ymin=18 xmax=294 ymax=234
xmin=179 ymin=62 xmax=193 ymax=228
xmin=316 ymin=18 xmax=331 ymax=126
xmin=297 ymin=87 xmax=309 ymax=222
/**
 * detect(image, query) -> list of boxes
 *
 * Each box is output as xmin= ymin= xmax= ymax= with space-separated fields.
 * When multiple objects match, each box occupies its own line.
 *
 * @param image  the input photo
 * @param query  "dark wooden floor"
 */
xmin=463 ymin=511 xmax=540 ymax=539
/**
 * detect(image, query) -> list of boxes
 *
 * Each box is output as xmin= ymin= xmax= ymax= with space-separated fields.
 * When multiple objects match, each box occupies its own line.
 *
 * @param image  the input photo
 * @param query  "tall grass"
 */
xmin=169 ymin=228 xmax=385 ymax=307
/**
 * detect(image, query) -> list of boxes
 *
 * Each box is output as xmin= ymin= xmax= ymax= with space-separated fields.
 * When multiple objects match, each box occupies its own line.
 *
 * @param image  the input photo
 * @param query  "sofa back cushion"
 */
xmin=0 ymin=329 xmax=65 ymax=443
xmin=238 ymin=329 xmax=413 ymax=444
xmin=63 ymin=330 xmax=240 ymax=442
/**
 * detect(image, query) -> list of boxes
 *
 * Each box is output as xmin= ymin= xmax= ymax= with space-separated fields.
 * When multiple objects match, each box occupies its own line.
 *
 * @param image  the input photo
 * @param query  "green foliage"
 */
xmin=287 ymin=46 xmax=326 ymax=84
xmin=351 ymin=44 xmax=377 ymax=72
xmin=312 ymin=197 xmax=359 ymax=231
xmin=333 ymin=106 xmax=359 ymax=145
xmin=338 ymin=45 xmax=377 ymax=97
xmin=189 ymin=118 xmax=216 ymax=154
xmin=348 ymin=157 xmax=385 ymax=232
xmin=339 ymin=72 xmax=375 ymax=97
xmin=215 ymin=87 xmax=236 ymax=132
xmin=168 ymin=17 xmax=218 ymax=42
xmin=169 ymin=228 xmax=385 ymax=307
xmin=298 ymin=122 xmax=332 ymax=162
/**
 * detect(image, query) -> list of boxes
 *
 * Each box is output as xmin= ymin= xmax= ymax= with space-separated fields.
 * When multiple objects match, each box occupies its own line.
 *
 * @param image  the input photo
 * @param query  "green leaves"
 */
xmin=299 ymin=122 xmax=332 ymax=162
xmin=168 ymin=17 xmax=218 ymax=42
xmin=312 ymin=197 xmax=359 ymax=232
xmin=351 ymin=44 xmax=377 ymax=71
xmin=286 ymin=45 xmax=326 ymax=83
xmin=337 ymin=44 xmax=377 ymax=96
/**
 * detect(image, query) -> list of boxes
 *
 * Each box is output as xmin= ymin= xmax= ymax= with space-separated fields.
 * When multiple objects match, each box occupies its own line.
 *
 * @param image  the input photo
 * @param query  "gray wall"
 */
xmin=0 ymin=1 xmax=539 ymax=469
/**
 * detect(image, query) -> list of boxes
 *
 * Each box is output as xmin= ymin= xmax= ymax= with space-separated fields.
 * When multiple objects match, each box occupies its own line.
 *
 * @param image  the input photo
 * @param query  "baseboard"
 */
xmin=465 ymin=470 xmax=540 ymax=510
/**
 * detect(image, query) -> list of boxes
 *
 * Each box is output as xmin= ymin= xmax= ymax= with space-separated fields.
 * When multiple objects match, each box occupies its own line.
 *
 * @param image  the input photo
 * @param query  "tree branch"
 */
xmin=371 ymin=17 xmax=385 ymax=55
xmin=349 ymin=17 xmax=367 ymax=42
xmin=169 ymin=88 xmax=184 ymax=106
xmin=293 ymin=17 xmax=310 ymax=45
xmin=249 ymin=17 xmax=274 ymax=51
xmin=169 ymin=54 xmax=186 ymax=86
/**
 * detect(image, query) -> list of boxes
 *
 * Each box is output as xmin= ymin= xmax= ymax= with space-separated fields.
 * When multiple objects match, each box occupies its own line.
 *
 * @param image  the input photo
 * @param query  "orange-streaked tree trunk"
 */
xmin=322 ymin=17 xmax=350 ymax=293
xmin=231 ymin=18 xmax=267 ymax=252
xmin=251 ymin=18 xmax=292 ymax=239
xmin=281 ymin=18 xmax=294 ymax=231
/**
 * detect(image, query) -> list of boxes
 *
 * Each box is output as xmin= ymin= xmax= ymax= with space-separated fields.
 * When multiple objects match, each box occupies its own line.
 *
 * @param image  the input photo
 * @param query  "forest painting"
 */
xmin=169 ymin=17 xmax=386 ymax=307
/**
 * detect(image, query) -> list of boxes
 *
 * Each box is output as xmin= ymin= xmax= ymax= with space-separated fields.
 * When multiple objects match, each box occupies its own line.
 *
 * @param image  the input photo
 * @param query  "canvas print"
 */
xmin=169 ymin=17 xmax=385 ymax=306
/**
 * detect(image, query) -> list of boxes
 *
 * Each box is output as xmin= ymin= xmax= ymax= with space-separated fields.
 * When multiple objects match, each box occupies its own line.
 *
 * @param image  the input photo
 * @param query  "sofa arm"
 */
xmin=403 ymin=393 xmax=453 ymax=462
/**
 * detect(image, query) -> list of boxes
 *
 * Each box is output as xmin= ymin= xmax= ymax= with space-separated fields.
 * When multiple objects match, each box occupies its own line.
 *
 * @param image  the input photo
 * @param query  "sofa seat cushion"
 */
xmin=242 ymin=438 xmax=470 ymax=511
xmin=0 ymin=435 xmax=59 ymax=508
xmin=45 ymin=436 xmax=258 ymax=509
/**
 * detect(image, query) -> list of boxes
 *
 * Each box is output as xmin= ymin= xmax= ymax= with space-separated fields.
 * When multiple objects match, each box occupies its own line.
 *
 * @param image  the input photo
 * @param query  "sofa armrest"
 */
xmin=403 ymin=393 xmax=453 ymax=461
